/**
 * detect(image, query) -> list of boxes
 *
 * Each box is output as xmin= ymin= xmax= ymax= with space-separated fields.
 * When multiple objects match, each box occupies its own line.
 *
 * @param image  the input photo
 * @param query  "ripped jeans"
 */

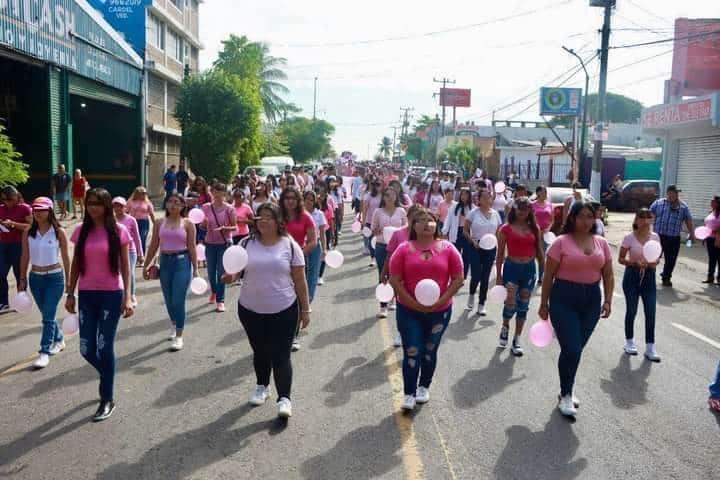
xmin=501 ymin=258 xmax=536 ymax=324
xmin=396 ymin=304 xmax=452 ymax=396
xmin=78 ymin=290 xmax=123 ymax=401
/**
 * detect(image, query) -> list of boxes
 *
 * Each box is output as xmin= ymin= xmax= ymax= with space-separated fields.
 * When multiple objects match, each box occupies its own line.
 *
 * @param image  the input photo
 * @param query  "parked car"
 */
xmin=602 ymin=180 xmax=659 ymax=211
xmin=261 ymin=155 xmax=295 ymax=169
xmin=532 ymin=187 xmax=601 ymax=234
xmin=243 ymin=165 xmax=280 ymax=180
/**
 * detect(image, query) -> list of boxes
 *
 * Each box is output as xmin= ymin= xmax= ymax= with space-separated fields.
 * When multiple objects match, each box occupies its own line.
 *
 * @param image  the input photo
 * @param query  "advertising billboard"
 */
xmin=87 ymin=0 xmax=151 ymax=55
xmin=539 ymin=87 xmax=582 ymax=116
xmin=641 ymin=95 xmax=716 ymax=130
xmin=671 ymin=18 xmax=720 ymax=96
xmin=440 ymin=88 xmax=471 ymax=107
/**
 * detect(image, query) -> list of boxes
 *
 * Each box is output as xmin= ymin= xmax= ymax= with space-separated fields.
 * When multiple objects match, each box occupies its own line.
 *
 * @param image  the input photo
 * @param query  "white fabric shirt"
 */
xmin=28 ymin=226 xmax=60 ymax=267
xmin=466 ymin=207 xmax=502 ymax=240
xmin=310 ymin=208 xmax=328 ymax=238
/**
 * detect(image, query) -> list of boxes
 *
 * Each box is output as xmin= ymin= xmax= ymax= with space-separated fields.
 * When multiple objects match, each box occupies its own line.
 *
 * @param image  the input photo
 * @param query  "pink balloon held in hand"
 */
xmin=694 ymin=226 xmax=712 ymax=241
xmin=529 ymin=320 xmax=554 ymax=348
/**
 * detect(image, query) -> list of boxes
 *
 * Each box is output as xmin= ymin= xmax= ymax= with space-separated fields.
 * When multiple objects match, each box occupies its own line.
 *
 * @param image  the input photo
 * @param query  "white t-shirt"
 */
xmin=238 ymin=237 xmax=305 ymax=314
xmin=466 ymin=207 xmax=502 ymax=240
xmin=492 ymin=193 xmax=508 ymax=212
xmin=310 ymin=208 xmax=327 ymax=238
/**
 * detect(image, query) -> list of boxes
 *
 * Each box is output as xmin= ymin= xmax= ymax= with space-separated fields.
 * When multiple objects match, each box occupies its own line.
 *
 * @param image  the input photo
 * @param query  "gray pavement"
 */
xmin=1 ymin=210 xmax=719 ymax=480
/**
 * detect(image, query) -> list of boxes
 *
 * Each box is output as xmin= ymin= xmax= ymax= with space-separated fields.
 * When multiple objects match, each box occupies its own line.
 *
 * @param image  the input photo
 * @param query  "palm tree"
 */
xmin=378 ymin=137 xmax=392 ymax=159
xmin=257 ymin=42 xmax=290 ymax=124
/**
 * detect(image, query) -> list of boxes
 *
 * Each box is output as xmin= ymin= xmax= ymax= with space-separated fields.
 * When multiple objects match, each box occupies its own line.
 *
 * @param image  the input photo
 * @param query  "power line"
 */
xmin=624 ymin=0 xmax=674 ymax=27
xmin=609 ymin=29 xmax=720 ymax=50
xmin=274 ymin=0 xmax=573 ymax=48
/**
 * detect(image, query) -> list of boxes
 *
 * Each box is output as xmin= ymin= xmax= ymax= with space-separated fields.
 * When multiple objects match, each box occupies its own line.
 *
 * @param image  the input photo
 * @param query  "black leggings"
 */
xmin=707 ymin=239 xmax=720 ymax=280
xmin=238 ymin=301 xmax=298 ymax=400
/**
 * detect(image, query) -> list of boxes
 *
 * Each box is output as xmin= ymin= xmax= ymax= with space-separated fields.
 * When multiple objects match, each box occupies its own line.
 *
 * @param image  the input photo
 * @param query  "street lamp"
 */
xmin=562 ymin=46 xmax=590 ymax=184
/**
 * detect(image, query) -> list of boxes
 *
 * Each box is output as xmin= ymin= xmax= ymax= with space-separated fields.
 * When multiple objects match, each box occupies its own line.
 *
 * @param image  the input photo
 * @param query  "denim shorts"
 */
xmin=502 ymin=258 xmax=536 ymax=292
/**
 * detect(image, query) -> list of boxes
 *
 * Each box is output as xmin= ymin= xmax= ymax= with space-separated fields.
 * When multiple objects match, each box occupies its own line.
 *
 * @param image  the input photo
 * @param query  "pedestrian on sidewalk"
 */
xmin=539 ymin=200 xmax=614 ymax=418
xmin=143 ymin=193 xmax=198 ymax=351
xmin=113 ymin=197 xmax=143 ymax=307
xmin=0 ymin=186 xmax=32 ymax=311
xmin=361 ymin=179 xmax=382 ymax=267
xmin=304 ymin=191 xmax=327 ymax=296
xmin=51 ymin=164 xmax=71 ymax=220
xmin=389 ymin=208 xmax=464 ymax=411
xmin=18 ymin=197 xmax=71 ymax=369
xmin=702 ymin=196 xmax=720 ymax=285
xmin=65 ymin=188 xmax=134 ymax=422
xmin=496 ymin=196 xmax=544 ymax=356
xmin=464 ymin=186 xmax=502 ymax=317
xmin=127 ymin=187 xmax=156 ymax=257
xmin=71 ymin=169 xmax=88 ymax=219
xmin=531 ymin=186 xmax=553 ymax=285
xmin=162 ymin=165 xmax=178 ymax=208
xmin=650 ymin=185 xmax=695 ymax=287
xmin=202 ymin=183 xmax=237 ymax=313
xmin=223 ymin=203 xmax=310 ymax=419
xmin=618 ymin=208 xmax=661 ymax=362
xmin=441 ymin=188 xmax=472 ymax=280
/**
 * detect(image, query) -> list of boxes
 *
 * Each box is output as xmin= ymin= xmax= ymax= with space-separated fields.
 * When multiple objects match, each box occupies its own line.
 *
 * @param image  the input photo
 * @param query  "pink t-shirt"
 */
xmin=438 ymin=201 xmax=452 ymax=222
xmin=202 ymin=202 xmax=237 ymax=245
xmin=621 ymin=232 xmax=660 ymax=264
xmin=363 ymin=193 xmax=381 ymax=226
xmin=426 ymin=193 xmax=444 ymax=214
xmin=547 ymin=234 xmax=612 ymax=284
xmin=71 ymin=224 xmax=131 ymax=291
xmin=234 ymin=204 xmax=254 ymax=236
xmin=371 ymin=207 xmax=408 ymax=244
xmin=285 ymin=211 xmax=315 ymax=247
xmin=116 ymin=215 xmax=143 ymax=256
xmin=126 ymin=199 xmax=153 ymax=220
xmin=387 ymin=226 xmax=410 ymax=256
xmin=705 ymin=212 xmax=720 ymax=233
xmin=532 ymin=201 xmax=554 ymax=231
xmin=389 ymin=240 xmax=463 ymax=312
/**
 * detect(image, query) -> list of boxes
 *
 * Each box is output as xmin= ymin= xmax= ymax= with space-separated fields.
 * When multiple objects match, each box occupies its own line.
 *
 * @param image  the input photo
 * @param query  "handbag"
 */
xmin=210 ymin=204 xmax=232 ymax=247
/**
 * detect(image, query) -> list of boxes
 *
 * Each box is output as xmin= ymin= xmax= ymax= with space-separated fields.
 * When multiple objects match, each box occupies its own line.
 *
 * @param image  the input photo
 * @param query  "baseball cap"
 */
xmin=31 ymin=196 xmax=53 ymax=211
xmin=112 ymin=196 xmax=127 ymax=206
xmin=666 ymin=185 xmax=682 ymax=193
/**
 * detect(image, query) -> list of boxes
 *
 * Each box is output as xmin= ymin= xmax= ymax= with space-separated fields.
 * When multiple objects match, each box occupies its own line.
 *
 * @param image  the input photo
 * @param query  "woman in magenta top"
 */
xmin=532 ymin=185 xmax=553 ymax=283
xmin=232 ymin=189 xmax=254 ymax=245
xmin=65 ymin=188 xmax=133 ymax=422
xmin=703 ymin=196 xmax=720 ymax=284
xmin=539 ymin=200 xmax=614 ymax=418
xmin=389 ymin=208 xmax=464 ymax=411
xmin=112 ymin=196 xmax=143 ymax=307
xmin=425 ymin=180 xmax=444 ymax=215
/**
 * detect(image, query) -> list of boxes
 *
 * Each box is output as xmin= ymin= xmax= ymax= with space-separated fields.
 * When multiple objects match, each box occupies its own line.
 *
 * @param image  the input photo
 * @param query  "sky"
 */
xmin=199 ymin=0 xmax=720 ymax=158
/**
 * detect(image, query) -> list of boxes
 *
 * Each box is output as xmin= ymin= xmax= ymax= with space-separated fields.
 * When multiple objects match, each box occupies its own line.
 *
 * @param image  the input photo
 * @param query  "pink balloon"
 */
xmin=351 ymin=221 xmax=362 ymax=233
xmin=414 ymin=279 xmax=440 ymax=307
xmin=196 ymin=243 xmax=206 ymax=261
xmin=190 ymin=277 xmax=208 ymax=295
xmin=642 ymin=240 xmax=662 ymax=262
xmin=529 ymin=320 xmax=554 ymax=348
xmin=494 ymin=181 xmax=506 ymax=193
xmin=487 ymin=285 xmax=507 ymax=304
xmin=188 ymin=208 xmax=205 ymax=225
xmin=11 ymin=292 xmax=32 ymax=313
xmin=375 ymin=283 xmax=394 ymax=303
xmin=695 ymin=226 xmax=712 ymax=241
xmin=62 ymin=314 xmax=79 ymax=336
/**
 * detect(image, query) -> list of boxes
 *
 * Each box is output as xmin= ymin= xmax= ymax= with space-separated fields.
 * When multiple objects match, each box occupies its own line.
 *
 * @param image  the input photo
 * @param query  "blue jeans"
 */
xmin=205 ymin=243 xmax=228 ymax=302
xmin=549 ymin=279 xmax=601 ymax=396
xmin=623 ymin=267 xmax=657 ymax=343
xmin=29 ymin=271 xmax=65 ymax=354
xmin=363 ymin=223 xmax=375 ymax=259
xmin=128 ymin=250 xmax=137 ymax=298
xmin=469 ymin=246 xmax=496 ymax=305
xmin=396 ymin=304 xmax=452 ymax=396
xmin=78 ymin=290 xmax=123 ymax=401
xmin=710 ymin=360 xmax=720 ymax=398
xmin=305 ymin=244 xmax=322 ymax=304
xmin=0 ymin=242 xmax=22 ymax=306
xmin=160 ymin=252 xmax=192 ymax=330
xmin=137 ymin=218 xmax=150 ymax=254
xmin=502 ymin=259 xmax=536 ymax=321
xmin=454 ymin=228 xmax=470 ymax=279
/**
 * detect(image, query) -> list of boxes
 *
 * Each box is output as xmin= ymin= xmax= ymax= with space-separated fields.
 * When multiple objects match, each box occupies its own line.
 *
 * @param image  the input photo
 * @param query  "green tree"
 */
xmin=262 ymin=128 xmax=290 ymax=157
xmin=176 ymin=70 xmax=262 ymax=181
xmin=438 ymin=141 xmax=478 ymax=172
xmin=0 ymin=126 xmax=28 ymax=185
xmin=378 ymin=136 xmax=392 ymax=159
xmin=550 ymin=92 xmax=644 ymax=127
xmin=278 ymin=117 xmax=335 ymax=163
xmin=214 ymin=34 xmax=290 ymax=124
xmin=413 ymin=114 xmax=438 ymax=134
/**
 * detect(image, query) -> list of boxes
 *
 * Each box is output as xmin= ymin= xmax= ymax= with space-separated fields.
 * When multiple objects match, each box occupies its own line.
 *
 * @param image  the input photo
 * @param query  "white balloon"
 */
xmin=642 ymin=240 xmax=662 ymax=263
xmin=62 ymin=314 xmax=79 ymax=336
xmin=543 ymin=231 xmax=557 ymax=245
xmin=375 ymin=283 xmax=395 ymax=303
xmin=222 ymin=245 xmax=249 ymax=274
xmin=370 ymin=236 xmax=377 ymax=249
xmin=478 ymin=234 xmax=498 ymax=250
xmin=188 ymin=208 xmax=205 ymax=224
xmin=195 ymin=243 xmax=206 ymax=261
xmin=494 ymin=181 xmax=506 ymax=193
xmin=325 ymin=250 xmax=344 ymax=269
xmin=488 ymin=285 xmax=507 ymax=303
xmin=351 ymin=221 xmax=362 ymax=233
xmin=190 ymin=277 xmax=208 ymax=295
xmin=694 ymin=226 xmax=712 ymax=241
xmin=362 ymin=227 xmax=372 ymax=238
xmin=383 ymin=226 xmax=399 ymax=243
xmin=414 ymin=279 xmax=441 ymax=307
xmin=11 ymin=292 xmax=32 ymax=313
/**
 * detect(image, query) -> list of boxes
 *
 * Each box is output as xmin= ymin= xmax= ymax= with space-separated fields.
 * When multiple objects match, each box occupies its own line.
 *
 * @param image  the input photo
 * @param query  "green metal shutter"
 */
xmin=68 ymin=74 xmax=136 ymax=109
xmin=48 ymin=67 xmax=64 ymax=172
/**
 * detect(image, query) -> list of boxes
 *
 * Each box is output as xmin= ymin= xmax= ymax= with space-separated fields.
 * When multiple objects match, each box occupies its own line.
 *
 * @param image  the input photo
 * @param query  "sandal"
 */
xmin=709 ymin=397 xmax=720 ymax=413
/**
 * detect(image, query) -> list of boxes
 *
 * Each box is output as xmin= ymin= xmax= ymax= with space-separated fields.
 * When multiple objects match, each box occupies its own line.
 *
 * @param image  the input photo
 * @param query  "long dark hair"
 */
xmin=632 ymin=207 xmax=653 ymax=231
xmin=507 ymin=196 xmax=541 ymax=241
xmin=164 ymin=192 xmax=187 ymax=218
xmin=279 ymin=186 xmax=305 ymax=221
xmin=455 ymin=188 xmax=472 ymax=216
xmin=561 ymin=200 xmax=598 ymax=235
xmin=76 ymin=188 xmax=121 ymax=276
xmin=28 ymin=208 xmax=61 ymax=238
xmin=379 ymin=187 xmax=401 ymax=209
xmin=711 ymin=196 xmax=720 ymax=216
xmin=409 ymin=208 xmax=440 ymax=241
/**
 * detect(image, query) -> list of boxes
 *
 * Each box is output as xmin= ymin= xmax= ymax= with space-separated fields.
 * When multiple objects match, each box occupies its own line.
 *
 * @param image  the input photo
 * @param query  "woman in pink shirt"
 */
xmin=618 ymin=208 xmax=661 ymax=361
xmin=65 ymin=188 xmax=133 ymax=422
xmin=112 ymin=197 xmax=143 ymax=306
xmin=425 ymin=180 xmax=444 ymax=214
xmin=540 ymin=200 xmax=614 ymax=418
xmin=126 ymin=186 xmax=156 ymax=257
xmin=201 ymin=183 xmax=237 ymax=313
xmin=232 ymin=189 xmax=254 ymax=245
xmin=532 ymin=185 xmax=554 ymax=284
xmin=703 ymin=196 xmax=720 ymax=284
xmin=437 ymin=188 xmax=454 ymax=229
xmin=389 ymin=208 xmax=464 ymax=411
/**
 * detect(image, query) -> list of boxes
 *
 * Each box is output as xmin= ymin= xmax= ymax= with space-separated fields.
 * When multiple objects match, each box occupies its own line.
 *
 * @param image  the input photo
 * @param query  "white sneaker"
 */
xmin=170 ymin=337 xmax=184 ymax=351
xmin=644 ymin=343 xmax=661 ymax=362
xmin=377 ymin=307 xmax=388 ymax=318
xmin=33 ymin=353 xmax=49 ymax=369
xmin=498 ymin=325 xmax=509 ymax=349
xmin=465 ymin=294 xmax=475 ymax=311
xmin=401 ymin=395 xmax=416 ymax=411
xmin=291 ymin=339 xmax=301 ymax=352
xmin=277 ymin=397 xmax=292 ymax=418
xmin=416 ymin=387 xmax=430 ymax=404
xmin=168 ymin=328 xmax=177 ymax=341
xmin=49 ymin=340 xmax=65 ymax=355
xmin=317 ymin=277 xmax=324 ymax=286
xmin=131 ymin=296 xmax=138 ymax=308
xmin=624 ymin=339 xmax=638 ymax=355
xmin=393 ymin=332 xmax=402 ymax=347
xmin=368 ymin=259 xmax=375 ymax=268
xmin=558 ymin=393 xmax=580 ymax=408
xmin=478 ymin=304 xmax=487 ymax=317
xmin=388 ymin=300 xmax=396 ymax=311
xmin=558 ymin=394 xmax=577 ymax=417
xmin=249 ymin=385 xmax=271 ymax=406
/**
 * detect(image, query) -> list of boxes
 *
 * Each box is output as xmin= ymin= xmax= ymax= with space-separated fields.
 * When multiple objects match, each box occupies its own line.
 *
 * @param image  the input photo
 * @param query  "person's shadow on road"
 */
xmin=444 ymin=310 xmax=494 ymax=342
xmin=310 ymin=315 xmax=377 ymax=350
xmin=452 ymin=349 xmax=525 ymax=409
xmin=600 ymin=353 xmax=652 ymax=409
xmin=493 ymin=411 xmax=588 ymax=480
xmin=322 ymin=353 xmax=390 ymax=408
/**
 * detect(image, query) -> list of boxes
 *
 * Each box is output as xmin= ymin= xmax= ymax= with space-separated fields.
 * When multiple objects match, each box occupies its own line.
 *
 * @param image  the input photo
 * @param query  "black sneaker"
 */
xmin=498 ymin=326 xmax=509 ymax=349
xmin=92 ymin=400 xmax=115 ymax=422
xmin=661 ymin=278 xmax=672 ymax=287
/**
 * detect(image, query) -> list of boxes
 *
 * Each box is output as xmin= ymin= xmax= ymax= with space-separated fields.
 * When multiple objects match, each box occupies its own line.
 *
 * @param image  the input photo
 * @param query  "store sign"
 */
xmin=539 ymin=87 xmax=582 ymax=116
xmin=671 ymin=18 xmax=720 ymax=96
xmin=440 ymin=88 xmax=471 ymax=108
xmin=87 ymin=0 xmax=151 ymax=55
xmin=641 ymin=97 xmax=714 ymax=130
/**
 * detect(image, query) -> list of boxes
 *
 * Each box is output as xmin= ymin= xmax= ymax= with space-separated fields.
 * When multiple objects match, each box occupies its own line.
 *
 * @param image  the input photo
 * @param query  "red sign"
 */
xmin=440 ymin=88 xmax=471 ymax=107
xmin=641 ymin=97 xmax=713 ymax=129
xmin=671 ymin=18 xmax=720 ymax=96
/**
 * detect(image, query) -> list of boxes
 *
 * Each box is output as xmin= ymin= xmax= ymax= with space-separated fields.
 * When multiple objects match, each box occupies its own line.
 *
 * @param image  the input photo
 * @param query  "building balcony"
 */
xmin=150 ymin=0 xmax=203 ymax=49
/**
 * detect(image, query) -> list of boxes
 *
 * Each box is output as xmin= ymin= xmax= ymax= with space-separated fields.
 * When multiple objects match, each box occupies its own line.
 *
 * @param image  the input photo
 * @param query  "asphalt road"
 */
xmin=1 ymin=210 xmax=719 ymax=480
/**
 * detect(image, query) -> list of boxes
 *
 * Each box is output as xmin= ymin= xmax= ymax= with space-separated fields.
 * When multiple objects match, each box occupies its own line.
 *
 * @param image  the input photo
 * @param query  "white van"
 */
xmin=261 ymin=156 xmax=295 ymax=169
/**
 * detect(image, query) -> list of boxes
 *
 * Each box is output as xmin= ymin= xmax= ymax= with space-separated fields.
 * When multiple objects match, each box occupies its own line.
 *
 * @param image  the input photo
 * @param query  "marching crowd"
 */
xmin=1 ymin=161 xmax=719 ymax=422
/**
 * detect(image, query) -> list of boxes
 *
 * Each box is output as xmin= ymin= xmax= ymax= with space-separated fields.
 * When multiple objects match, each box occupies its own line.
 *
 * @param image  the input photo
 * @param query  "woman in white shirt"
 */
xmin=442 ymin=188 xmax=473 ymax=280
xmin=464 ymin=187 xmax=502 ymax=316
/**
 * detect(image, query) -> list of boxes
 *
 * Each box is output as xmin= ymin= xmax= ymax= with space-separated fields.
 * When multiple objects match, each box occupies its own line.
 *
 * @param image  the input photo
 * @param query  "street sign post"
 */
xmin=539 ymin=87 xmax=583 ymax=116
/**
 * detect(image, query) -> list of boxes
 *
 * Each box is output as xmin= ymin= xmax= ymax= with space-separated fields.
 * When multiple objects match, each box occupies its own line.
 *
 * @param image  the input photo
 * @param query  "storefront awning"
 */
xmin=641 ymin=93 xmax=720 ymax=134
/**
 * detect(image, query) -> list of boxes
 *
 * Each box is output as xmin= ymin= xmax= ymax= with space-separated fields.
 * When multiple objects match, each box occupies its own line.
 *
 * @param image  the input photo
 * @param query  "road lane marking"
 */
xmin=672 ymin=323 xmax=720 ymax=350
xmin=430 ymin=411 xmax=458 ymax=480
xmin=377 ymin=315 xmax=425 ymax=480
xmin=0 ymin=354 xmax=37 ymax=378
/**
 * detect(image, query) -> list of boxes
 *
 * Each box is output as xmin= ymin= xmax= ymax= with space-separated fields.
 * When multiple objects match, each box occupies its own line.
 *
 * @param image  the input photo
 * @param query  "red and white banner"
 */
xmin=641 ymin=97 xmax=713 ymax=130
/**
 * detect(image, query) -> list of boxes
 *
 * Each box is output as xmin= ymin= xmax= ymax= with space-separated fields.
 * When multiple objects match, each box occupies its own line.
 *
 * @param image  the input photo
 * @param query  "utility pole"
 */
xmin=433 ymin=77 xmax=455 ymax=137
xmin=589 ymin=0 xmax=615 ymax=199
xmin=313 ymin=76 xmax=318 ymax=120
xmin=391 ymin=126 xmax=399 ymax=161
xmin=562 ymin=46 xmax=590 ymax=185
